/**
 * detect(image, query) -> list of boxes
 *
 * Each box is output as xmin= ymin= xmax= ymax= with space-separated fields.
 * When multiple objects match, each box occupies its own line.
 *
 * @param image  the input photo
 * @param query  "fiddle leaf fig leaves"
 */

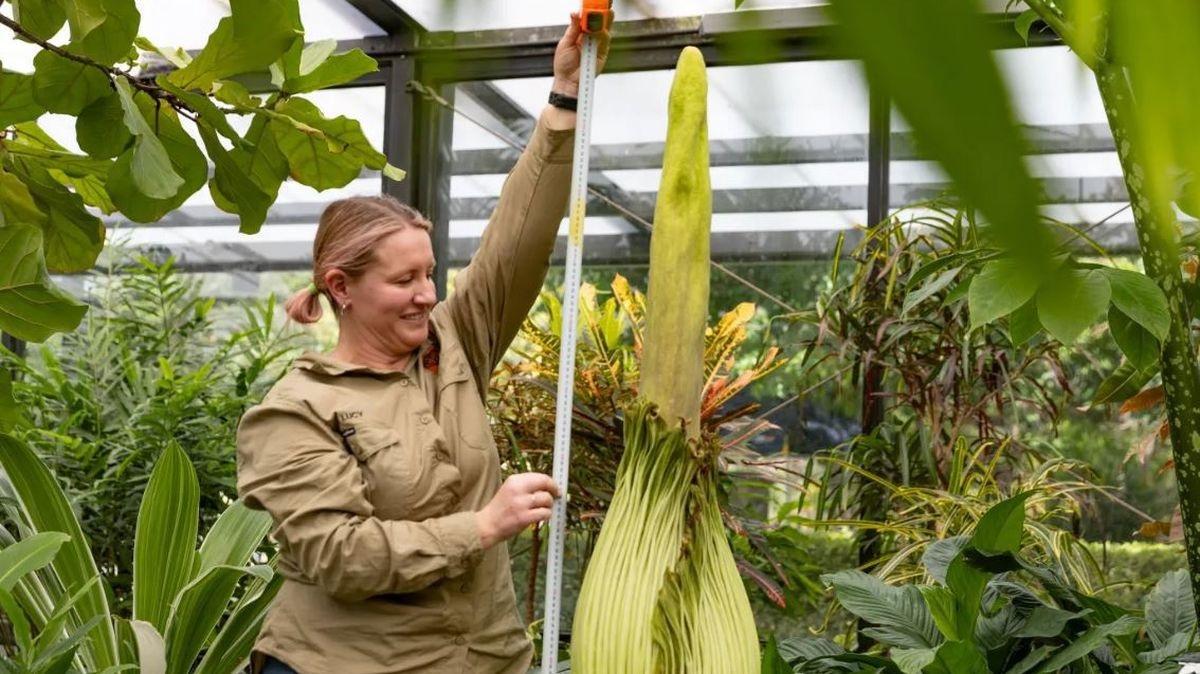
xmin=0 ymin=226 xmax=88 ymax=342
xmin=112 ymin=79 xmax=184 ymax=201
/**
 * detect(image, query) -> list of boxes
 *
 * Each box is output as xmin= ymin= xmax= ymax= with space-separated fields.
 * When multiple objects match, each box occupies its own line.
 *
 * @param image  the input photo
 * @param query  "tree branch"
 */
xmin=0 ymin=11 xmax=198 ymax=123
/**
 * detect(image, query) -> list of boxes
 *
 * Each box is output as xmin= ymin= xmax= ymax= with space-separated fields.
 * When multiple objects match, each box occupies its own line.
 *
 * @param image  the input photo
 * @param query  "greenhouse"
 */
xmin=2 ymin=0 xmax=1199 ymax=672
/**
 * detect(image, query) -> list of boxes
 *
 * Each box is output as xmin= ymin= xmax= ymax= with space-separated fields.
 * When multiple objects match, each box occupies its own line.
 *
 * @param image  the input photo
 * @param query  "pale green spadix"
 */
xmin=570 ymin=46 xmax=760 ymax=674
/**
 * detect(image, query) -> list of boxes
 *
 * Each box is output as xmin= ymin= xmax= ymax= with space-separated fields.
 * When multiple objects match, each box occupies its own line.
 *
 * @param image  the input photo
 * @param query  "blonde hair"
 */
xmin=285 ymin=196 xmax=433 ymax=324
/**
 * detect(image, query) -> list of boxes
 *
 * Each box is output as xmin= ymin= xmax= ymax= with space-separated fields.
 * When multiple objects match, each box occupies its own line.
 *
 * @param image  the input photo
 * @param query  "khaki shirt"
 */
xmin=236 ymin=112 xmax=573 ymax=674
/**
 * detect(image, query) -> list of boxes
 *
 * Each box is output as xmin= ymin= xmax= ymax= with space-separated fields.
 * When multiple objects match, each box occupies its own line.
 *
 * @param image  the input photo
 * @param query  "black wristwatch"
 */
xmin=548 ymin=91 xmax=578 ymax=112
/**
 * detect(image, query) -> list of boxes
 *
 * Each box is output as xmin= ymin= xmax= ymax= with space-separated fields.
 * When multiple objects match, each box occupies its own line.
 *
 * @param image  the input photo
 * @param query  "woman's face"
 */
xmin=342 ymin=228 xmax=437 ymax=355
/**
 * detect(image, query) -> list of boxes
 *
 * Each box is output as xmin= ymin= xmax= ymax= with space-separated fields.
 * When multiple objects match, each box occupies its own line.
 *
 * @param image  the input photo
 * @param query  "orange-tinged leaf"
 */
xmin=1119 ymin=386 xmax=1165 ymax=414
xmin=1138 ymin=520 xmax=1172 ymax=540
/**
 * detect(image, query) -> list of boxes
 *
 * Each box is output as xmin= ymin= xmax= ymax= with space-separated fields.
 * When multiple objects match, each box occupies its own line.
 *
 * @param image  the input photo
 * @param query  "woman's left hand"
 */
xmin=552 ymin=10 xmax=612 ymax=97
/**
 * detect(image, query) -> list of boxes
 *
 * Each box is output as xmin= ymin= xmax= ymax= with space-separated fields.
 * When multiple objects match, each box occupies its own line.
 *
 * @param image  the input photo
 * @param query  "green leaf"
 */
xmin=282 ymin=49 xmax=379 ymax=94
xmin=1145 ymin=569 xmax=1196 ymax=650
xmin=132 ymin=443 xmax=199 ymax=634
xmin=1007 ymin=298 xmax=1041 ymax=346
xmin=892 ymin=648 xmax=937 ymax=674
xmin=298 ymin=39 xmax=338 ymax=75
xmin=1105 ymin=268 xmax=1170 ymax=341
xmin=1034 ymin=615 xmax=1142 ymax=673
xmin=11 ymin=0 xmax=67 ymax=41
xmin=195 ymin=501 xmax=272 ymax=576
xmin=922 ymin=536 xmax=967 ymax=585
xmin=133 ymin=36 xmax=191 ymax=68
xmin=0 ymin=70 xmax=44 ymax=126
xmin=970 ymin=492 xmax=1032 ymax=556
xmin=167 ymin=0 xmax=301 ymax=92
xmin=382 ymin=163 xmax=406 ymax=181
xmin=822 ymin=570 xmax=941 ymax=649
xmin=71 ymin=0 xmax=140 ymax=66
xmin=1014 ymin=9 xmax=1040 ymax=44
xmin=164 ymin=564 xmax=272 ymax=674
xmin=0 ymin=369 xmax=25 ymax=432
xmin=211 ymin=80 xmax=256 ymax=108
xmin=107 ymin=97 xmax=207 ymax=223
xmin=0 ymin=226 xmax=88 ymax=341
xmin=921 ymin=641 xmax=987 ymax=674
xmin=0 ymin=434 xmax=118 ymax=668
xmin=1109 ymin=306 xmax=1159 ymax=370
xmin=1036 ymin=267 xmax=1110 ymax=345
xmin=271 ymin=96 xmax=389 ymax=189
xmin=196 ymin=122 xmax=272 ymax=234
xmin=1138 ymin=630 xmax=1191 ymax=665
xmin=1092 ymin=359 xmax=1158 ymax=406
xmin=111 ymin=79 xmax=184 ymax=200
xmin=0 ymin=531 xmax=70 ymax=592
xmin=918 ymin=585 xmax=958 ymax=640
xmin=944 ymin=557 xmax=989 ymax=642
xmin=76 ymin=91 xmax=133 ymax=159
xmin=967 ymin=259 xmax=1040 ymax=330
xmin=209 ymin=112 xmax=288 ymax=217
xmin=62 ymin=0 xmax=108 ymax=43
xmin=902 ymin=266 xmax=961 ymax=315
xmin=10 ymin=160 xmax=105 ymax=273
xmin=155 ymin=75 xmax=240 ymax=143
xmin=760 ymin=635 xmax=792 ymax=674
xmin=31 ymin=50 xmax=110 ymax=115
xmin=1015 ymin=606 xmax=1084 ymax=639
xmin=776 ymin=637 xmax=843 ymax=664
xmin=0 ymin=586 xmax=32 ymax=655
xmin=829 ymin=0 xmax=1054 ymax=278
xmin=191 ymin=572 xmax=282 ymax=674
xmin=0 ymin=169 xmax=47 ymax=227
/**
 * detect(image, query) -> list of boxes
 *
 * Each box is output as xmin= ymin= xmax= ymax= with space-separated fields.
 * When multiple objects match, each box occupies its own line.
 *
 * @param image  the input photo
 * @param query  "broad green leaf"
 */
xmin=1092 ymin=359 xmax=1158 ymax=407
xmin=776 ymin=637 xmax=843 ymax=664
xmin=77 ymin=91 xmax=133 ymax=160
xmin=0 ymin=70 xmax=43 ymax=126
xmin=107 ymin=97 xmax=207 ymax=223
xmin=196 ymin=500 xmax=272 ymax=575
xmin=0 ymin=226 xmax=87 ymax=341
xmin=1105 ymin=268 xmax=1170 ymax=341
xmin=192 ymin=572 xmax=282 ymax=674
xmin=6 ymin=123 xmax=113 ymax=179
xmin=134 ymin=37 xmax=192 ymax=68
xmin=1138 ymin=630 xmax=1191 ymax=665
xmin=967 ymin=259 xmax=1040 ymax=330
xmin=1035 ymin=615 xmax=1142 ymax=673
xmin=1036 ymin=267 xmax=1110 ymax=345
xmin=31 ymin=50 xmax=109 ymax=115
xmin=51 ymin=169 xmax=116 ymax=215
xmin=1014 ymin=9 xmax=1039 ymax=44
xmin=1015 ymin=606 xmax=1084 ymax=638
xmin=892 ymin=648 xmax=936 ymax=674
xmin=902 ymin=266 xmax=960 ymax=315
xmin=0 ymin=586 xmax=31 ymax=654
xmin=72 ymin=0 xmax=140 ymax=66
xmin=1007 ymin=645 xmax=1054 ymax=674
xmin=1145 ymin=569 xmax=1195 ymax=650
xmin=31 ymin=615 xmax=104 ymax=674
xmin=299 ymin=39 xmax=338 ymax=75
xmin=211 ymin=80 xmax=257 ymax=108
xmin=759 ymin=635 xmax=792 ymax=674
xmin=62 ymin=0 xmax=108 ymax=43
xmin=129 ymin=620 xmax=166 ymax=674
xmin=167 ymin=0 xmax=301 ymax=92
xmin=970 ymin=492 xmax=1032 ymax=556
xmin=283 ymin=49 xmax=379 ymax=94
xmin=822 ymin=570 xmax=941 ymax=649
xmin=271 ymin=96 xmax=388 ymax=189
xmin=164 ymin=564 xmax=272 ymax=674
xmin=155 ymin=75 xmax=239 ymax=143
xmin=209 ymin=112 xmax=288 ymax=217
xmin=921 ymin=536 xmax=967 ymax=584
xmin=11 ymin=0 xmax=67 ymax=41
xmin=0 ymin=169 xmax=47 ymax=226
xmin=917 ymin=585 xmax=958 ymax=640
xmin=922 ymin=641 xmax=987 ymax=674
xmin=0 ymin=531 xmax=69 ymax=591
xmin=112 ymin=79 xmax=183 ymax=199
xmin=132 ymin=443 xmax=199 ymax=634
xmin=196 ymin=122 xmax=272 ymax=234
xmin=829 ymin=0 xmax=1054 ymax=278
xmin=944 ymin=557 xmax=989 ymax=642
xmin=0 ymin=434 xmax=118 ymax=667
xmin=1109 ymin=306 xmax=1159 ymax=370
xmin=10 ymin=160 xmax=105 ymax=273
xmin=1007 ymin=298 xmax=1041 ymax=346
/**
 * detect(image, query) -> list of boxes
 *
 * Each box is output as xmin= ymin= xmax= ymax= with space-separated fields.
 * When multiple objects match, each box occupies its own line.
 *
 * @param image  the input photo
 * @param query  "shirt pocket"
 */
xmin=343 ymin=421 xmax=463 ymax=520
xmin=438 ymin=368 xmax=494 ymax=453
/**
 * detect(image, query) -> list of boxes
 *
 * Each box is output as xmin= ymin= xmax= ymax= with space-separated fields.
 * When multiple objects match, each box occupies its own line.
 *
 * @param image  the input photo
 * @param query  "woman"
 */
xmin=236 ymin=15 xmax=610 ymax=674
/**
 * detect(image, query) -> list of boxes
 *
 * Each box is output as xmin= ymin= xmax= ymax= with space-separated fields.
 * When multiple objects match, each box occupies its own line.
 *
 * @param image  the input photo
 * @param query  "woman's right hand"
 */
xmin=476 ymin=473 xmax=560 ymax=549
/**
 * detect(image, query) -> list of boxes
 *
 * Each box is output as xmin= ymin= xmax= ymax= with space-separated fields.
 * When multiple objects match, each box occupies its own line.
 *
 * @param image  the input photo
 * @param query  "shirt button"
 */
xmin=459 ymin=582 xmax=471 ymax=593
xmin=420 ymin=414 xmax=431 ymax=424
xmin=454 ymin=636 xmax=466 ymax=646
xmin=399 ymin=378 xmax=410 ymax=387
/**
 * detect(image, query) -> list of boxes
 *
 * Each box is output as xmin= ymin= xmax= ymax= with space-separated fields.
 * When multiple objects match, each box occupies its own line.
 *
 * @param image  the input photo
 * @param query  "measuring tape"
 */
xmin=540 ymin=2 xmax=611 ymax=672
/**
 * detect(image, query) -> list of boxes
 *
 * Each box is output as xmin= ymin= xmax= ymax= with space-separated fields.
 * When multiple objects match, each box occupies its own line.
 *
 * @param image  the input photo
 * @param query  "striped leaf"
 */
xmin=164 ymin=564 xmax=273 ymax=674
xmin=0 ymin=433 xmax=118 ymax=668
xmin=129 ymin=619 xmax=167 ymax=674
xmin=196 ymin=500 xmax=272 ymax=576
xmin=132 ymin=443 xmax=199 ymax=633
xmin=192 ymin=571 xmax=284 ymax=674
xmin=0 ymin=531 xmax=69 ymax=592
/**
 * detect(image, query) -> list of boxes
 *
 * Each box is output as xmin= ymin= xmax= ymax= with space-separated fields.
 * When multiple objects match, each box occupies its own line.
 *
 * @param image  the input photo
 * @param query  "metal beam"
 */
xmin=451 ymin=122 xmax=1116 ymax=175
xmin=342 ymin=0 xmax=425 ymax=34
xmin=391 ymin=7 xmax=1060 ymax=82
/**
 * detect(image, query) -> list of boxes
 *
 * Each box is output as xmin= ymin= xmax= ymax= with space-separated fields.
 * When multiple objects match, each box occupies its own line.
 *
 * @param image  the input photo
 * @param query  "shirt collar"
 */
xmin=294 ymin=325 xmax=440 ymax=377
